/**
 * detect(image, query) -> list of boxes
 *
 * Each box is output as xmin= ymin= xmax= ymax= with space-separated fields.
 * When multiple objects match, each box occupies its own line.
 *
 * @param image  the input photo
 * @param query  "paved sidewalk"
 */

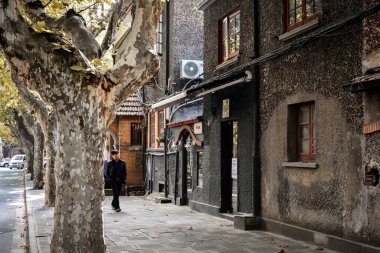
xmin=25 ymin=180 xmax=338 ymax=253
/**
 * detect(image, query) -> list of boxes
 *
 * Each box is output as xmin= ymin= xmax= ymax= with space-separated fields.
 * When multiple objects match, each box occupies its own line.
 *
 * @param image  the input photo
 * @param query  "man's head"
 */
xmin=111 ymin=150 xmax=119 ymax=160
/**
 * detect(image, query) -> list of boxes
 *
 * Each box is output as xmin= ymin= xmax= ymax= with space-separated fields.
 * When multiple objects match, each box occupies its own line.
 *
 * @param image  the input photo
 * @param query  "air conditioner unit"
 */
xmin=180 ymin=60 xmax=204 ymax=79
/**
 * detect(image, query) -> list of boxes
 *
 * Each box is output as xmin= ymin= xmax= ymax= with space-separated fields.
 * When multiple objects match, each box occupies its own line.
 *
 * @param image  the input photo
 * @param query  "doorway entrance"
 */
xmin=221 ymin=121 xmax=238 ymax=213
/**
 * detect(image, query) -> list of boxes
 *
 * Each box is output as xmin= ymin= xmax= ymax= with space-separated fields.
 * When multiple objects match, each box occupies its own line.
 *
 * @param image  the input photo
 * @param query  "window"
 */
xmin=148 ymin=110 xmax=165 ymax=148
xmin=285 ymin=0 xmax=321 ymax=31
xmin=158 ymin=111 xmax=165 ymax=147
xmin=220 ymin=8 xmax=240 ymax=63
xmin=150 ymin=113 xmax=155 ymax=148
xmin=156 ymin=14 xmax=163 ymax=55
xmin=297 ymin=102 xmax=316 ymax=161
xmin=131 ymin=123 xmax=142 ymax=146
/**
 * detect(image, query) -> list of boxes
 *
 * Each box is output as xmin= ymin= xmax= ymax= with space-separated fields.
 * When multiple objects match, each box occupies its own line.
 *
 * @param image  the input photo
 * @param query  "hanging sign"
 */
xmin=194 ymin=122 xmax=203 ymax=134
xmin=222 ymin=99 xmax=230 ymax=118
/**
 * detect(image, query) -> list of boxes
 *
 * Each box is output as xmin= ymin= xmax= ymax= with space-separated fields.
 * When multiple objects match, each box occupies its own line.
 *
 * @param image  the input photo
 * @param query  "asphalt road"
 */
xmin=0 ymin=167 xmax=24 ymax=253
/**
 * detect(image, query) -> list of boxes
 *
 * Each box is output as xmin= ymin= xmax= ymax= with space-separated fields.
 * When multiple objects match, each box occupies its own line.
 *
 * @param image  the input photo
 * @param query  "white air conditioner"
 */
xmin=180 ymin=60 xmax=204 ymax=79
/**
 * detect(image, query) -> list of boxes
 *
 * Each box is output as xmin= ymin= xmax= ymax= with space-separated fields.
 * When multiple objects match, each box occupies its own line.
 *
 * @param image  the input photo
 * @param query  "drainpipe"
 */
xmin=164 ymin=1 xmax=170 ymax=198
xmin=252 ymin=0 xmax=261 ymax=217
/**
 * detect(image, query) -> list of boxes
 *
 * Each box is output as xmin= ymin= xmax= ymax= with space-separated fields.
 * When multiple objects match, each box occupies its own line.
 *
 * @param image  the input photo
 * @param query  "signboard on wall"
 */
xmin=222 ymin=99 xmax=230 ymax=118
xmin=231 ymin=158 xmax=238 ymax=179
xmin=194 ymin=122 xmax=203 ymax=134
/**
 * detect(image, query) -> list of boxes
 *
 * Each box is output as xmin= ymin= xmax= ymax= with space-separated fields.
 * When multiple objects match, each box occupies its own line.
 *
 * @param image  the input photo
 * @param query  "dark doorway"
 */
xmin=221 ymin=121 xmax=238 ymax=213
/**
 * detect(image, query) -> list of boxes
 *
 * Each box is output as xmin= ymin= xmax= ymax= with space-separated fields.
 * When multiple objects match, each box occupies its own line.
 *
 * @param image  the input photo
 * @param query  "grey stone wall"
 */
xmin=203 ymin=0 xmax=255 ymax=79
xmin=259 ymin=0 xmax=380 ymax=246
xmin=170 ymin=0 xmax=204 ymax=92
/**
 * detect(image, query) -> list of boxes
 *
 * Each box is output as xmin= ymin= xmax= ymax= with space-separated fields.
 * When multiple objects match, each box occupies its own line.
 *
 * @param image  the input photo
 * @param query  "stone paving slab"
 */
xmin=25 ymin=179 xmax=339 ymax=253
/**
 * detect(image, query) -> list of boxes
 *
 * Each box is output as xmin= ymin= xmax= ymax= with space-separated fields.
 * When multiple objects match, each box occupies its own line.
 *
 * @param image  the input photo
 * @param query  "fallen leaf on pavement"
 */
xmin=187 ymin=226 xmax=193 ymax=231
xmin=114 ymin=220 xmax=118 ymax=222
xmin=315 ymin=246 xmax=324 ymax=250
xmin=264 ymin=237 xmax=274 ymax=241
xmin=20 ymin=243 xmax=29 ymax=249
xmin=278 ymin=248 xmax=285 ymax=253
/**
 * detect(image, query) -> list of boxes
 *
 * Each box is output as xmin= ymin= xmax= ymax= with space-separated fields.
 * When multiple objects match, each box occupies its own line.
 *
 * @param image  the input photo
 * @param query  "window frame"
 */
xmin=156 ymin=14 xmax=163 ymax=55
xmin=158 ymin=110 xmax=165 ymax=148
xmin=130 ymin=123 xmax=142 ymax=146
xmin=149 ymin=113 xmax=156 ymax=148
xmin=219 ymin=8 xmax=241 ymax=63
xmin=284 ymin=0 xmax=321 ymax=32
xmin=297 ymin=102 xmax=316 ymax=161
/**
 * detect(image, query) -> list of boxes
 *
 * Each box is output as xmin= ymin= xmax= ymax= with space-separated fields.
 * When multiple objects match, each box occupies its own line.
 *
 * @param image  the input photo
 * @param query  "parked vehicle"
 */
xmin=0 ymin=158 xmax=10 ymax=167
xmin=9 ymin=154 xmax=26 ymax=169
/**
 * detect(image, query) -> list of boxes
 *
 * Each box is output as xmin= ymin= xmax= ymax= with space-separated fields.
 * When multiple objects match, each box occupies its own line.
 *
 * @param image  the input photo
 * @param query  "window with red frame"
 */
xmin=158 ymin=111 xmax=165 ymax=147
xmin=285 ymin=0 xmax=321 ymax=31
xmin=298 ymin=102 xmax=316 ymax=161
xmin=150 ymin=113 xmax=155 ymax=148
xmin=220 ymin=8 xmax=240 ymax=63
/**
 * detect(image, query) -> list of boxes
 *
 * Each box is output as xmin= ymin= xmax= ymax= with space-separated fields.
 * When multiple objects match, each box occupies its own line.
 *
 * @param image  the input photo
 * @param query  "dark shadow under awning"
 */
xmin=343 ymin=72 xmax=380 ymax=92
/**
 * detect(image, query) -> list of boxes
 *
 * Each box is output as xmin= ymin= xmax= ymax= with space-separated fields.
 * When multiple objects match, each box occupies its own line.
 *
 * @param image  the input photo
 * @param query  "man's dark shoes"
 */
xmin=115 ymin=208 xmax=121 ymax=212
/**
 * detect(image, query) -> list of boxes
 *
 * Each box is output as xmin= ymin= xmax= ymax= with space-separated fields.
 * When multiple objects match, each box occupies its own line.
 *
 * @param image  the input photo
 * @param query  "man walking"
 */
xmin=106 ymin=150 xmax=127 ymax=212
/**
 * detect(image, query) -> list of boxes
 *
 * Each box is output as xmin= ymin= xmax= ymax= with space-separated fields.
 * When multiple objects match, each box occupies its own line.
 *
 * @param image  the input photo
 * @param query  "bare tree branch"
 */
xmin=100 ymin=0 xmax=133 ymax=56
xmin=105 ymin=0 xmax=161 ymax=121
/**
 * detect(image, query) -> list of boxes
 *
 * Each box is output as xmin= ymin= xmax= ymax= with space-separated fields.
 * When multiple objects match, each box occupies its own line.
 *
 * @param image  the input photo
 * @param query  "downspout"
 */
xmin=252 ymin=0 xmax=261 ymax=217
xmin=164 ymin=1 xmax=171 ymax=198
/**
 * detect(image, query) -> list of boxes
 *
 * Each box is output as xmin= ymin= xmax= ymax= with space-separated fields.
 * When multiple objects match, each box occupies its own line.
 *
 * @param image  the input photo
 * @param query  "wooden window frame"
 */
xmin=149 ymin=113 xmax=156 ymax=148
xmin=131 ymin=123 xmax=142 ymax=146
xmin=297 ymin=102 xmax=316 ymax=161
xmin=284 ymin=0 xmax=321 ymax=32
xmin=219 ymin=8 xmax=240 ymax=63
xmin=158 ymin=110 xmax=165 ymax=148
xmin=156 ymin=14 xmax=163 ymax=55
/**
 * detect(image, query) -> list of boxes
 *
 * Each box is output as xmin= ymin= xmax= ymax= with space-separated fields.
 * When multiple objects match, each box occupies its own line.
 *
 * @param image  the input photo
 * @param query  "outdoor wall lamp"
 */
xmin=184 ymin=137 xmax=194 ymax=152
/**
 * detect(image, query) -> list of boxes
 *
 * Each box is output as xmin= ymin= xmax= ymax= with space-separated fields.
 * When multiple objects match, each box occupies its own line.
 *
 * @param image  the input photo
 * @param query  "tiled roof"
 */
xmin=116 ymin=93 xmax=144 ymax=116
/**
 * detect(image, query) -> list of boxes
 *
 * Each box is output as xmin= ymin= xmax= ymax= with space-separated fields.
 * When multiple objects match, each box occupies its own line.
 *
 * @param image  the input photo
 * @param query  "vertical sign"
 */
xmin=231 ymin=158 xmax=238 ymax=179
xmin=222 ymin=99 xmax=230 ymax=118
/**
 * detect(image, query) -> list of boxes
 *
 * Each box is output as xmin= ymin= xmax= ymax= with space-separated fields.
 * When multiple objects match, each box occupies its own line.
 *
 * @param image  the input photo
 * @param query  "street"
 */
xmin=24 ymin=176 xmax=339 ymax=253
xmin=0 ymin=168 xmax=26 ymax=253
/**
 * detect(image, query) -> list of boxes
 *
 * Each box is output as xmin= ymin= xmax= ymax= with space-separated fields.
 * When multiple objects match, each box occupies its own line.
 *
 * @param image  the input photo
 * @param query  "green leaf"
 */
xmin=70 ymin=65 xmax=86 ymax=71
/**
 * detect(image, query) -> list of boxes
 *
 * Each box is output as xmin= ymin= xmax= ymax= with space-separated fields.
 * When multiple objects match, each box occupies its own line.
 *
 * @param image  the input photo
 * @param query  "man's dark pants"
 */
xmin=111 ymin=181 xmax=123 ymax=209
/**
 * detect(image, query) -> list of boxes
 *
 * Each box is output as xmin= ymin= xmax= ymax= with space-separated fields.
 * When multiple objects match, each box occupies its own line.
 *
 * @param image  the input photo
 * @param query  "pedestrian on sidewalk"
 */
xmin=106 ymin=149 xmax=127 ymax=212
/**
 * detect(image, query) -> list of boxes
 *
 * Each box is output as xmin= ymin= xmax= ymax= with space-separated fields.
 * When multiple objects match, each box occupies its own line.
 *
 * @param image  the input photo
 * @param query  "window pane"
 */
xmin=229 ymin=35 xmax=235 ymax=54
xmin=315 ymin=0 xmax=322 ymax=12
xmin=235 ymin=14 xmax=240 ymax=33
xmin=300 ymin=125 xmax=309 ymax=139
xmin=229 ymin=17 xmax=235 ymax=35
xmin=223 ymin=39 xmax=228 ymax=59
xmin=223 ymin=19 xmax=228 ymax=40
xmin=306 ymin=0 xmax=316 ymax=16
xmin=295 ymin=0 xmax=303 ymax=8
xmin=235 ymin=34 xmax=240 ymax=51
xmin=300 ymin=109 xmax=309 ymax=124
xmin=289 ymin=10 xmax=296 ymax=25
xmin=296 ymin=6 xmax=303 ymax=23
xmin=289 ymin=0 xmax=296 ymax=9
xmin=301 ymin=140 xmax=309 ymax=153
xmin=312 ymin=139 xmax=317 ymax=153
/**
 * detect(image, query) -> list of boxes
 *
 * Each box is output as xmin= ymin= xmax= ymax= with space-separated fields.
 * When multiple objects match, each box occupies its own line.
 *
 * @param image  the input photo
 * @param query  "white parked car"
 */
xmin=9 ymin=154 xmax=26 ymax=169
xmin=0 ymin=158 xmax=10 ymax=167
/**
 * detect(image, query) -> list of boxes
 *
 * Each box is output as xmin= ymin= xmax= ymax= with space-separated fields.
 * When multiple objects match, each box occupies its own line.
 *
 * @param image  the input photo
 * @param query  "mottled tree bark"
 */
xmin=14 ymin=82 xmax=57 ymax=206
xmin=11 ymin=111 xmax=35 ymax=177
xmin=1 ymin=0 xmax=161 ymax=251
xmin=22 ymin=111 xmax=44 ymax=189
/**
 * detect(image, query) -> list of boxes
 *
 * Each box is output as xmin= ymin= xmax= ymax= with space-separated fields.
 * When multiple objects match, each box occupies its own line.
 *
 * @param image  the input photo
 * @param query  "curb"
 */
xmin=24 ymin=173 xmax=39 ymax=253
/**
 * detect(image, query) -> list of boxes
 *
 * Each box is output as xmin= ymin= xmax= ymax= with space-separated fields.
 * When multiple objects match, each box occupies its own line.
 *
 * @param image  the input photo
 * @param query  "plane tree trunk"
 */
xmin=1 ymin=0 xmax=161 ymax=252
xmin=15 ymin=82 xmax=57 ymax=206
